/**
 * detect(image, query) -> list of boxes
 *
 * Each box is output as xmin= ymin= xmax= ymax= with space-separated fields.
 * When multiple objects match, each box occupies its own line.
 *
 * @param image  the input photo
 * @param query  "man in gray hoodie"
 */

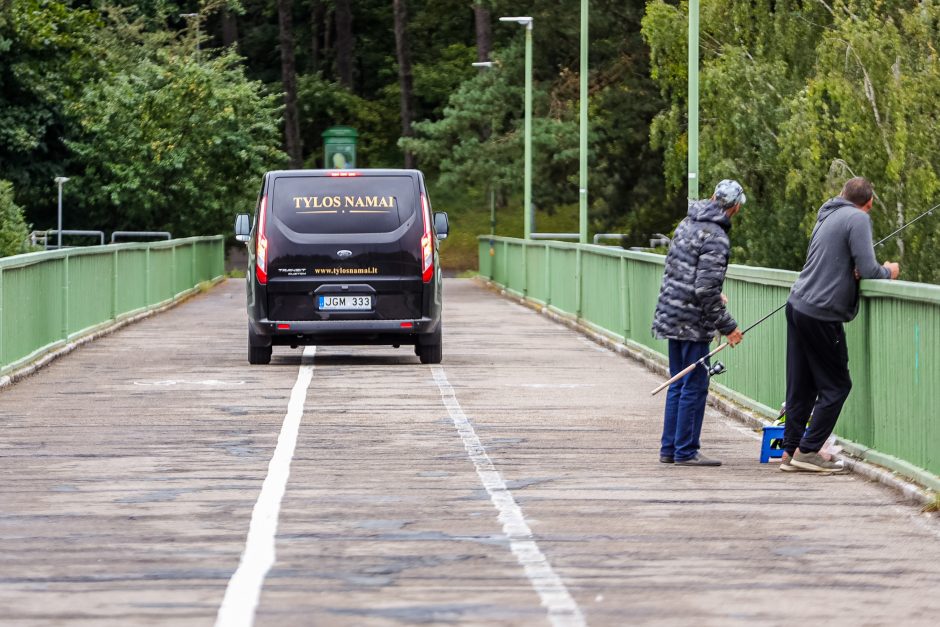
xmin=784 ymin=177 xmax=899 ymax=472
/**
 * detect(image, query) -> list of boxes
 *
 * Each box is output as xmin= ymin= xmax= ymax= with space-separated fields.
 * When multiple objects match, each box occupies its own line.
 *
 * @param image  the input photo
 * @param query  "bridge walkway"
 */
xmin=0 ymin=279 xmax=938 ymax=626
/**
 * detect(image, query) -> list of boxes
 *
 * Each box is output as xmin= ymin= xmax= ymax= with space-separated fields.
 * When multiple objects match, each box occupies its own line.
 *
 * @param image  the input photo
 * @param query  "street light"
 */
xmin=578 ymin=0 xmax=588 ymax=243
xmin=180 ymin=12 xmax=200 ymax=52
xmin=688 ymin=1 xmax=700 ymax=199
xmin=499 ymin=16 xmax=533 ymax=240
xmin=54 ymin=176 xmax=69 ymax=250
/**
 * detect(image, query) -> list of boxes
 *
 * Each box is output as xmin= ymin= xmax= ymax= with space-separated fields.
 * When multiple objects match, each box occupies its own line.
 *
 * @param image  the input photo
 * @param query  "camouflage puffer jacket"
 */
xmin=651 ymin=198 xmax=738 ymax=342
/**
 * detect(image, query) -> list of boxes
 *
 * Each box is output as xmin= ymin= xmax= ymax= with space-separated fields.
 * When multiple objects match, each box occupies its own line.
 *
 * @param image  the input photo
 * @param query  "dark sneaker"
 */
xmin=660 ymin=455 xmax=674 ymax=464
xmin=675 ymin=453 xmax=722 ymax=467
xmin=791 ymin=450 xmax=846 ymax=473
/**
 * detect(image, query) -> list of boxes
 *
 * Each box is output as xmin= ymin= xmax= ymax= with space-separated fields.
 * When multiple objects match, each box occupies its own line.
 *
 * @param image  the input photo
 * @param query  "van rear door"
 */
xmin=263 ymin=173 xmax=423 ymax=321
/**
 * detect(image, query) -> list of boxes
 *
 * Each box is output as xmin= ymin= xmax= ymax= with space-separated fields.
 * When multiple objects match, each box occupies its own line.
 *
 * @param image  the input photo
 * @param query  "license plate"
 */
xmin=318 ymin=295 xmax=372 ymax=311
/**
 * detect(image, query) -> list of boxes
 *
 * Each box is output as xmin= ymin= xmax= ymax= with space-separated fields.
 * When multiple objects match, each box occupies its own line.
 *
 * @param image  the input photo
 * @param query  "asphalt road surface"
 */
xmin=1 ymin=278 xmax=938 ymax=626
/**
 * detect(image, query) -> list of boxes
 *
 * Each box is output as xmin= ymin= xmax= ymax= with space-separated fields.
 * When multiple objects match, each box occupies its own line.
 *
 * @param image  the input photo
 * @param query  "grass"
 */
xmin=431 ymin=183 xmax=582 ymax=272
xmin=922 ymin=494 xmax=940 ymax=514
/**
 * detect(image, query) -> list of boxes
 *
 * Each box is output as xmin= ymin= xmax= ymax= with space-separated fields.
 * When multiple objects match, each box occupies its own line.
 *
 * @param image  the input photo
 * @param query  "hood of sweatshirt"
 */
xmin=816 ymin=197 xmax=857 ymax=223
xmin=687 ymin=198 xmax=731 ymax=231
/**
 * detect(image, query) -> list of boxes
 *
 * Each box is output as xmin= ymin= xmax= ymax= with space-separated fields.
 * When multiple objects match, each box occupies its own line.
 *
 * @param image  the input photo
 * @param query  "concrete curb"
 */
xmin=475 ymin=276 xmax=939 ymax=508
xmin=0 ymin=277 xmax=226 ymax=393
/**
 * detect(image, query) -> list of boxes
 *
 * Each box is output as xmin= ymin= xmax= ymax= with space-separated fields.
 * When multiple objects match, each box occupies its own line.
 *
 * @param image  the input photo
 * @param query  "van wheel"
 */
xmin=416 ymin=325 xmax=443 ymax=364
xmin=249 ymin=344 xmax=272 ymax=365
xmin=248 ymin=325 xmax=272 ymax=365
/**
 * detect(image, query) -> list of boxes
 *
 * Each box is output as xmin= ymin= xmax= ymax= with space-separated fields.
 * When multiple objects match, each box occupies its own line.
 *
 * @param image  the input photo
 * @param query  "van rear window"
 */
xmin=271 ymin=176 xmax=416 ymax=234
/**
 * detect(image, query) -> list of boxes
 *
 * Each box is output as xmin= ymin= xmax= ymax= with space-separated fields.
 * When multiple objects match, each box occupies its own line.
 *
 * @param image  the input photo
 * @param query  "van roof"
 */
xmin=267 ymin=169 xmax=423 ymax=178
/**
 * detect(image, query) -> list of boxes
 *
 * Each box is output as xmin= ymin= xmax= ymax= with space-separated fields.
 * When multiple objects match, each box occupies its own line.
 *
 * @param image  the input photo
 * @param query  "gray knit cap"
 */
xmin=714 ymin=179 xmax=746 ymax=209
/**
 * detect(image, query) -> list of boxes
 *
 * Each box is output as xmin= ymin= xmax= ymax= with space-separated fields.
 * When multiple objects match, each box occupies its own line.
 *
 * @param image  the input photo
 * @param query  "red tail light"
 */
xmin=420 ymin=193 xmax=434 ymax=283
xmin=255 ymin=196 xmax=269 ymax=285
xmin=329 ymin=171 xmax=361 ymax=177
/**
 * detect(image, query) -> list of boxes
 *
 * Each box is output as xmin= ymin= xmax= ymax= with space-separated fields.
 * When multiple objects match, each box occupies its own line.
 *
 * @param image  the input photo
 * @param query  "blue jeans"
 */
xmin=661 ymin=339 xmax=711 ymax=461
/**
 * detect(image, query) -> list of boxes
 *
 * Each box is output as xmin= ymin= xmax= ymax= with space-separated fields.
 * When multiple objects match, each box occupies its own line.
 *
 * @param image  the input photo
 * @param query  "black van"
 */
xmin=234 ymin=169 xmax=448 ymax=365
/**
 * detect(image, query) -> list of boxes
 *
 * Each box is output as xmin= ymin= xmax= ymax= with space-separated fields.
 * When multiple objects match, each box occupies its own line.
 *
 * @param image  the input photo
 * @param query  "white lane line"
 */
xmin=577 ymin=336 xmax=615 ymax=357
xmin=215 ymin=346 xmax=317 ymax=627
xmin=431 ymin=367 xmax=586 ymax=627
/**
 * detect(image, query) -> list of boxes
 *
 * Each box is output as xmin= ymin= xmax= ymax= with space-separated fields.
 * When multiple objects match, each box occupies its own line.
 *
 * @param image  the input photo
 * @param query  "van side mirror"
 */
xmin=433 ymin=212 xmax=449 ymax=240
xmin=234 ymin=213 xmax=251 ymax=242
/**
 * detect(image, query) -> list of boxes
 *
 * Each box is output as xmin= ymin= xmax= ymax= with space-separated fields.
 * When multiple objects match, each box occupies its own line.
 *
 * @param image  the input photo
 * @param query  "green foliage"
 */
xmin=297 ymin=73 xmax=398 ymax=167
xmin=643 ymin=0 xmax=940 ymax=281
xmin=0 ymin=180 xmax=32 ymax=257
xmin=65 ymin=13 xmax=284 ymax=239
xmin=0 ymin=0 xmax=101 ymax=225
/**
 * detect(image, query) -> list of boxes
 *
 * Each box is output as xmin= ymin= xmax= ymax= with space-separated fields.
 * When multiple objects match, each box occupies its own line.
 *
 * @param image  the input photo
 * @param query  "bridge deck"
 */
xmin=1 ymin=279 xmax=938 ymax=626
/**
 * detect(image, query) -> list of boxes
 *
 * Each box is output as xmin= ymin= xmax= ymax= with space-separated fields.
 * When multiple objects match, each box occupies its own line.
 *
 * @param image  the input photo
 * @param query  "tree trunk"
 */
xmin=334 ymin=0 xmax=354 ymax=88
xmin=393 ymin=0 xmax=416 ymax=168
xmin=278 ymin=0 xmax=303 ymax=167
xmin=221 ymin=8 xmax=239 ymax=50
xmin=474 ymin=1 xmax=491 ymax=62
xmin=310 ymin=0 xmax=325 ymax=73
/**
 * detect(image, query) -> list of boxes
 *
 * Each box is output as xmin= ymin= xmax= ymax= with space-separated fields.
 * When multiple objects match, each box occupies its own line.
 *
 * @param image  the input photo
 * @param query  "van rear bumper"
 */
xmin=250 ymin=317 xmax=438 ymax=346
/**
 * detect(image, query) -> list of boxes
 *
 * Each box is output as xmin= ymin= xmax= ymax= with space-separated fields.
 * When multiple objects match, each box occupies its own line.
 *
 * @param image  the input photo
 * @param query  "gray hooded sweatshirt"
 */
xmin=788 ymin=197 xmax=890 ymax=322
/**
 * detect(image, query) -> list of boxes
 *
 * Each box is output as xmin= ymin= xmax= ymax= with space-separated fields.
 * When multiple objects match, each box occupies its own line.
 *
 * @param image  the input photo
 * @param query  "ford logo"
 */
xmin=336 ymin=250 xmax=353 ymax=258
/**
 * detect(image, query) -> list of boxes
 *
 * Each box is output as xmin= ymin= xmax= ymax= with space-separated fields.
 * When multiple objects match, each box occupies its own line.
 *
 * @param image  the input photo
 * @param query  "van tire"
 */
xmin=416 ymin=325 xmax=443 ymax=364
xmin=248 ymin=324 xmax=272 ymax=365
xmin=249 ymin=344 xmax=272 ymax=365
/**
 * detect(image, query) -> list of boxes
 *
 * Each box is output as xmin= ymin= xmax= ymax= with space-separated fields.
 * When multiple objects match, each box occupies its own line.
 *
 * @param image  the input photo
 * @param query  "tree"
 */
xmin=474 ymin=1 xmax=491 ymax=62
xmin=67 ymin=39 xmax=285 ymax=238
xmin=309 ymin=0 xmax=325 ymax=73
xmin=278 ymin=0 xmax=303 ymax=166
xmin=393 ymin=0 xmax=416 ymax=168
xmin=0 ymin=0 xmax=101 ymax=229
xmin=221 ymin=7 xmax=239 ymax=49
xmin=0 ymin=180 xmax=32 ymax=257
xmin=334 ymin=0 xmax=354 ymax=88
xmin=641 ymin=0 xmax=940 ymax=280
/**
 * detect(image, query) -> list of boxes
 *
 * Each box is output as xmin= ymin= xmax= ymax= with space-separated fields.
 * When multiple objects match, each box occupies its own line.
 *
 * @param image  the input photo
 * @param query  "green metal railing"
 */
xmin=480 ymin=236 xmax=940 ymax=484
xmin=0 ymin=237 xmax=225 ymax=376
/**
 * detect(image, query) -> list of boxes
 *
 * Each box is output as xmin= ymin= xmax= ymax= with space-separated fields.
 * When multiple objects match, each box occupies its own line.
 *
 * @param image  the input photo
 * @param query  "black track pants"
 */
xmin=783 ymin=303 xmax=852 ymax=455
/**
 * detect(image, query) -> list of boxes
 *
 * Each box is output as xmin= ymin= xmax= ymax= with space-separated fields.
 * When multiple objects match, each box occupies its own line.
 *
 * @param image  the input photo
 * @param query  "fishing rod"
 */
xmin=649 ymin=202 xmax=939 ymax=396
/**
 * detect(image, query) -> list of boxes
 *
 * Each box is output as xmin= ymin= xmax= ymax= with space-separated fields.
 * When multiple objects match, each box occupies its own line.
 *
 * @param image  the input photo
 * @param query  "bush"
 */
xmin=0 ymin=180 xmax=32 ymax=257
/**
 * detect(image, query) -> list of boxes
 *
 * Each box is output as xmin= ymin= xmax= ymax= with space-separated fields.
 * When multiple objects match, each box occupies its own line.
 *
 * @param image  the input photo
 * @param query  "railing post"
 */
xmin=544 ymin=243 xmax=551 ymax=306
xmin=62 ymin=254 xmax=70 ymax=339
xmin=145 ymin=245 xmax=151 ymax=305
xmin=860 ymin=298 xmax=875 ymax=446
xmin=575 ymin=247 xmax=583 ymax=318
xmin=191 ymin=241 xmax=196 ymax=286
xmin=522 ymin=240 xmax=528 ymax=296
xmin=111 ymin=249 xmax=118 ymax=319
xmin=619 ymin=255 xmax=629 ymax=341
xmin=0 ymin=267 xmax=4 ymax=365
xmin=172 ymin=244 xmax=177 ymax=296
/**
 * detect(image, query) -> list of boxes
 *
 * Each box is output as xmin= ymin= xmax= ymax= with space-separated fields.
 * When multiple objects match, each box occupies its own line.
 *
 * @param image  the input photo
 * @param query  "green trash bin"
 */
xmin=322 ymin=126 xmax=358 ymax=169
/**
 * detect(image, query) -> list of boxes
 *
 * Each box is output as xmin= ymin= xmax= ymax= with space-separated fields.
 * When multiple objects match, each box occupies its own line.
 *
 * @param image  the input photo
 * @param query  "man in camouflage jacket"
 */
xmin=651 ymin=180 xmax=745 ymax=466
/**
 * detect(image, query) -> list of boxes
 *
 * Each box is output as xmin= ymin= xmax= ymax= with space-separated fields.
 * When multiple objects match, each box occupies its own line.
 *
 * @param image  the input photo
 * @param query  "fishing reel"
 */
xmin=707 ymin=361 xmax=726 ymax=377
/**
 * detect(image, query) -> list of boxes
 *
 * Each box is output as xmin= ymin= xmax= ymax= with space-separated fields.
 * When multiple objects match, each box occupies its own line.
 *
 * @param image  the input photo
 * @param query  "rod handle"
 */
xmin=649 ymin=342 xmax=729 ymax=396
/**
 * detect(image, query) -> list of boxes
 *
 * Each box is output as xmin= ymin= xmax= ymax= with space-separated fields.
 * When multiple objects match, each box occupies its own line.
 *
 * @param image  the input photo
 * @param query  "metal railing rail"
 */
xmin=32 ymin=230 xmax=106 ymax=249
xmin=111 ymin=231 xmax=172 ymax=243
xmin=530 ymin=232 xmax=579 ymax=240
xmin=1 ymin=236 xmax=225 ymax=379
xmin=478 ymin=235 xmax=940 ymax=486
